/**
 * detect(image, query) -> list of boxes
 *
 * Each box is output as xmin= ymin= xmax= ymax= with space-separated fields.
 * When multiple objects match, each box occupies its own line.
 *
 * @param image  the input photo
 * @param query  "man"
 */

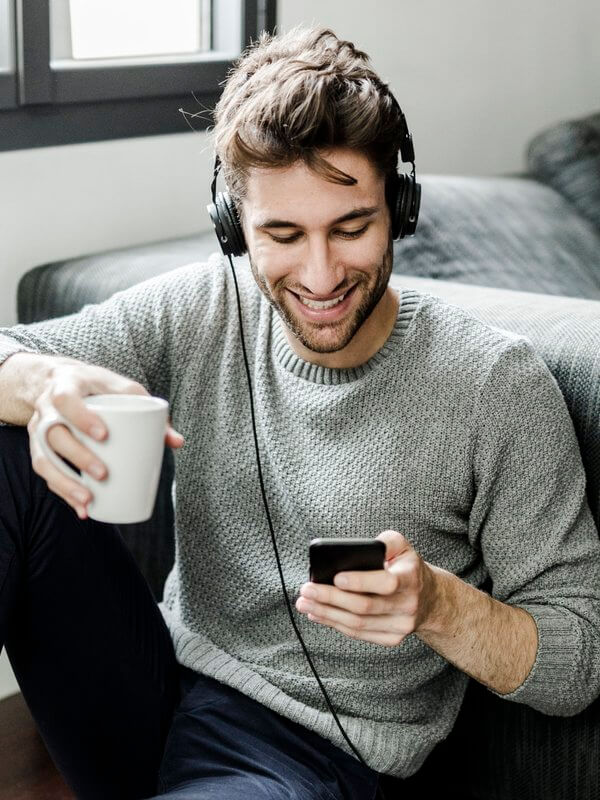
xmin=0 ymin=26 xmax=599 ymax=800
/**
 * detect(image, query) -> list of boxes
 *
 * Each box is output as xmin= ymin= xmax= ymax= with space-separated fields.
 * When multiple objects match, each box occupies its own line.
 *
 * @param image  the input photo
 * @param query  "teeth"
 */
xmin=299 ymin=292 xmax=346 ymax=309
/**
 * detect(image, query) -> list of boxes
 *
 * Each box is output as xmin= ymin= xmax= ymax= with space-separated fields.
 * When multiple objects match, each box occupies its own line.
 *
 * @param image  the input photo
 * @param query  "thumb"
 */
xmin=376 ymin=529 xmax=413 ymax=563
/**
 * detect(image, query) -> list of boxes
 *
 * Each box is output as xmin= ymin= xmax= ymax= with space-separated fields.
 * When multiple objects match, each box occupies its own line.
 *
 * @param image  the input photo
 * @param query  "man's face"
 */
xmin=241 ymin=148 xmax=393 ymax=355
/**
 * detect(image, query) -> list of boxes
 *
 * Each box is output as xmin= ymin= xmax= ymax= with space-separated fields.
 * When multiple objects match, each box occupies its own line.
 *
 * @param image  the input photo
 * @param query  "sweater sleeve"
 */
xmin=0 ymin=259 xmax=226 ymax=405
xmin=468 ymin=336 xmax=600 ymax=716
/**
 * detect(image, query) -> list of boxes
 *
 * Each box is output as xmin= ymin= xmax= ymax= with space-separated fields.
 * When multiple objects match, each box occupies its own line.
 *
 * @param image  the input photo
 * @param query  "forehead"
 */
xmin=242 ymin=148 xmax=384 ymax=225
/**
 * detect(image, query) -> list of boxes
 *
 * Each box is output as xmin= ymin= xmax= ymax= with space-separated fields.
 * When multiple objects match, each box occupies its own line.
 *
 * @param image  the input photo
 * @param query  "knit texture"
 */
xmin=1 ymin=253 xmax=600 ymax=778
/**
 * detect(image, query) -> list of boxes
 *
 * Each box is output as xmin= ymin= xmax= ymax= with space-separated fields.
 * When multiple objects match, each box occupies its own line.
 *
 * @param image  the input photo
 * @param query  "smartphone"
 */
xmin=309 ymin=538 xmax=386 ymax=585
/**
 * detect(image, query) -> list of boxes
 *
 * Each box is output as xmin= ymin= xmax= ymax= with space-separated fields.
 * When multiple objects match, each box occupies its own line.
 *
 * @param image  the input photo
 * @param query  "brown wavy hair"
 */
xmin=212 ymin=26 xmax=405 ymax=206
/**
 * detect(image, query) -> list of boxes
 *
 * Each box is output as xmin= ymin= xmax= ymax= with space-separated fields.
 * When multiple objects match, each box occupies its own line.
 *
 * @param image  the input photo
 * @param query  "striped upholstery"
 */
xmin=527 ymin=112 xmax=600 ymax=235
xmin=394 ymin=174 xmax=600 ymax=298
xmin=17 ymin=233 xmax=218 ymax=324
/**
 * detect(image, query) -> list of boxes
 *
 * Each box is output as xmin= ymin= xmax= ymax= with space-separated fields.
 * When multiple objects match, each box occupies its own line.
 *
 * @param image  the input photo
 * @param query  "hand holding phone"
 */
xmin=309 ymin=538 xmax=385 ymax=585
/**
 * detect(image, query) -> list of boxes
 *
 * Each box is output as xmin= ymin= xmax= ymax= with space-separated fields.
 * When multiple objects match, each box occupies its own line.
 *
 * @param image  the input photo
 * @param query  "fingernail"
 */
xmin=89 ymin=463 xmax=105 ymax=479
xmin=90 ymin=426 xmax=105 ymax=440
xmin=72 ymin=489 xmax=88 ymax=503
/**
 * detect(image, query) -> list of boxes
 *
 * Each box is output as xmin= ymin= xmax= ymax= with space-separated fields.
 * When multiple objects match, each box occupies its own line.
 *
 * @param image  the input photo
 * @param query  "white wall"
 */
xmin=0 ymin=133 xmax=215 ymax=328
xmin=280 ymin=0 xmax=600 ymax=176
xmin=1 ymin=0 xmax=599 ymax=699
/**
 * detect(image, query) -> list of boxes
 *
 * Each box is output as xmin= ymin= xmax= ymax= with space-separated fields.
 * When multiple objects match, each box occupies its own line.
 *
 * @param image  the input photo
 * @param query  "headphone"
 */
xmin=207 ymin=102 xmax=421 ymax=255
xmin=205 ymin=100 xmax=419 ymax=800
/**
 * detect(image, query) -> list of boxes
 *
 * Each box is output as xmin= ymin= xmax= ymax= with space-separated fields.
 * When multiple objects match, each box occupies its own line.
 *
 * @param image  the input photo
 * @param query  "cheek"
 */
xmin=249 ymin=239 xmax=294 ymax=288
xmin=340 ymin=226 xmax=389 ymax=269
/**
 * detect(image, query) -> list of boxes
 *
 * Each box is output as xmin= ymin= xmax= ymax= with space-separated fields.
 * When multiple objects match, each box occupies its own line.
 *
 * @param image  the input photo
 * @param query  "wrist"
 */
xmin=0 ymin=352 xmax=62 ymax=424
xmin=417 ymin=563 xmax=456 ymax=636
xmin=19 ymin=353 xmax=57 ymax=409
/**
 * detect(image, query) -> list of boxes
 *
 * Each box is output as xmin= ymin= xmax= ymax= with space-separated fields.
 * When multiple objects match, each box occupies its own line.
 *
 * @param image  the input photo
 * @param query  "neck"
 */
xmin=283 ymin=286 xmax=400 ymax=369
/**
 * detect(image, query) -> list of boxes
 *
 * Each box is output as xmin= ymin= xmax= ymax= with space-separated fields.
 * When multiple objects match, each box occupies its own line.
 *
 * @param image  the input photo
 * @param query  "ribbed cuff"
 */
xmin=489 ymin=604 xmax=587 ymax=716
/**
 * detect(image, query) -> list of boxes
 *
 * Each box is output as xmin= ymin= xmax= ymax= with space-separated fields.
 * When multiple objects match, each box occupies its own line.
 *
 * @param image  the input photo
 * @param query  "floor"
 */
xmin=0 ymin=692 xmax=74 ymax=800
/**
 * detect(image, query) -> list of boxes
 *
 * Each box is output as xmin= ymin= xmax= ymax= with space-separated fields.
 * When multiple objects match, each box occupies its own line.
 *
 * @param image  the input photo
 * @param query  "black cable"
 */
xmin=227 ymin=255 xmax=386 ymax=800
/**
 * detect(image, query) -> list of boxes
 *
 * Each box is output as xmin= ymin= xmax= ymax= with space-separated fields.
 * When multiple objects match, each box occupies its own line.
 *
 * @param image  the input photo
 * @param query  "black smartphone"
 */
xmin=309 ymin=538 xmax=386 ymax=585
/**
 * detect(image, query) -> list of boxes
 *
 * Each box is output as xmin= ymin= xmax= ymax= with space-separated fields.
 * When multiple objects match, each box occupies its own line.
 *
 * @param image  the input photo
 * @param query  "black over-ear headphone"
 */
xmin=207 ymin=100 xmax=421 ymax=256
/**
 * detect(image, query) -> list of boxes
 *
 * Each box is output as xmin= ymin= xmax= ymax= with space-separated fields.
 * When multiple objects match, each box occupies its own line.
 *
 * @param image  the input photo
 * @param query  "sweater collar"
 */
xmin=270 ymin=288 xmax=421 ymax=384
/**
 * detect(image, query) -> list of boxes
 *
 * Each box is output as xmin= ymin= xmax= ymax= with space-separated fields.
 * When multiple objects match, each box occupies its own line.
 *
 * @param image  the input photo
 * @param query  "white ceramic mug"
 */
xmin=34 ymin=394 xmax=169 ymax=524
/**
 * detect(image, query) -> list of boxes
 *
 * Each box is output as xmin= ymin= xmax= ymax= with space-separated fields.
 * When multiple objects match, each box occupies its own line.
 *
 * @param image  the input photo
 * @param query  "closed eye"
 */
xmin=269 ymin=224 xmax=370 ymax=245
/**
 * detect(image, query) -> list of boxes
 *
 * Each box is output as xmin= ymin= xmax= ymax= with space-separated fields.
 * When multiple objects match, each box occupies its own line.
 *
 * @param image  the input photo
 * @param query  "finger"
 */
xmin=333 ymin=568 xmax=399 ymax=595
xmin=42 ymin=388 xmax=107 ymax=441
xmin=165 ymin=425 xmax=184 ymax=449
xmin=376 ymin=529 xmax=412 ymax=562
xmin=298 ymin=581 xmax=390 ymax=615
xmin=85 ymin=372 xmax=149 ymax=399
xmin=44 ymin=470 xmax=92 ymax=512
xmin=30 ymin=430 xmax=93 ymax=509
xmin=306 ymin=613 xmax=406 ymax=647
xmin=47 ymin=424 xmax=107 ymax=480
xmin=296 ymin=595 xmax=396 ymax=631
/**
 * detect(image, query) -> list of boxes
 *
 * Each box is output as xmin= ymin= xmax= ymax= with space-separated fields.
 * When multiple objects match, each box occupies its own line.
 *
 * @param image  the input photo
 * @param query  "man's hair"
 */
xmin=212 ymin=26 xmax=406 ymax=205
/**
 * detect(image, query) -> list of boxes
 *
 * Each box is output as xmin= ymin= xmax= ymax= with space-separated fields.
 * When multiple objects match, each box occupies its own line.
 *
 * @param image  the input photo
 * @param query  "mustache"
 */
xmin=276 ymin=274 xmax=367 ymax=296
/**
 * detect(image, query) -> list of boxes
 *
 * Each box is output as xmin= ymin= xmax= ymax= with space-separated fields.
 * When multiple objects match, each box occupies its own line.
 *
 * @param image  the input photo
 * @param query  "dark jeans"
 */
xmin=0 ymin=425 xmax=180 ymax=798
xmin=0 ymin=426 xmax=386 ymax=800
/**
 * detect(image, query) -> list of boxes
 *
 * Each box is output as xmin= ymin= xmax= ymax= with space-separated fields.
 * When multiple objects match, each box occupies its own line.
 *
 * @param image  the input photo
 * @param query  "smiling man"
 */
xmin=0 ymin=25 xmax=600 ymax=800
xmin=244 ymin=151 xmax=397 ymax=365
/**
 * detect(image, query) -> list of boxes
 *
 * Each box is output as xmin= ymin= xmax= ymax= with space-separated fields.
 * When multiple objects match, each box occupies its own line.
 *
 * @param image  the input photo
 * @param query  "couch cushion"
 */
xmin=394 ymin=175 xmax=600 ymax=299
xmin=527 ymin=112 xmax=600 ymax=234
xmin=17 ymin=231 xmax=221 ymax=323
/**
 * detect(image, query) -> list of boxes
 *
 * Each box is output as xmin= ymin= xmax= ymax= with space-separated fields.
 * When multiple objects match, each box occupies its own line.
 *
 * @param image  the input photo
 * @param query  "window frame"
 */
xmin=0 ymin=0 xmax=276 ymax=150
xmin=0 ymin=0 xmax=17 ymax=108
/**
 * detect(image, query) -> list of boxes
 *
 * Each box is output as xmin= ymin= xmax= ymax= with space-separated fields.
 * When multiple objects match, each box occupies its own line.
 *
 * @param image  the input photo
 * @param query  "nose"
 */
xmin=297 ymin=235 xmax=346 ymax=298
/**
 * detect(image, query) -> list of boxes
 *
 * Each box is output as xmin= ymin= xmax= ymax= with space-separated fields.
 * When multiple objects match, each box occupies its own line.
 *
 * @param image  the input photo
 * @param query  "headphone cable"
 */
xmin=226 ymin=254 xmax=386 ymax=800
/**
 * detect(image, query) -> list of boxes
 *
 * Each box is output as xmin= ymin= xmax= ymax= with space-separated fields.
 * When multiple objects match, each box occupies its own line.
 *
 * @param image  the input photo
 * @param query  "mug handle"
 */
xmin=34 ymin=412 xmax=85 ymax=484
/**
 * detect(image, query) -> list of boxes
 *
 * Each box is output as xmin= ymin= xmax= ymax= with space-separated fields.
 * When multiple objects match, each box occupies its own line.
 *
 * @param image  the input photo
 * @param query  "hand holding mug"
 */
xmin=28 ymin=361 xmax=184 ymax=521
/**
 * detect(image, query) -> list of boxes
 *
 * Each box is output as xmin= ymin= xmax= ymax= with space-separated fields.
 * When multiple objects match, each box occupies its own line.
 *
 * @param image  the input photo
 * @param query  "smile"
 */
xmin=288 ymin=285 xmax=357 ymax=321
xmin=298 ymin=293 xmax=347 ymax=309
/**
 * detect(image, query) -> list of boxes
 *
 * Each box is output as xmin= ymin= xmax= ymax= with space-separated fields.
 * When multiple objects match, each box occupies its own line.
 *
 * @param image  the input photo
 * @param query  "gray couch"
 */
xmin=14 ymin=112 xmax=600 ymax=799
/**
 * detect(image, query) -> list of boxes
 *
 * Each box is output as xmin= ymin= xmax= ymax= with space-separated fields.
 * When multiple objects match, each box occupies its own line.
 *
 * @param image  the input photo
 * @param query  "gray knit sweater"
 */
xmin=1 ymin=253 xmax=600 ymax=778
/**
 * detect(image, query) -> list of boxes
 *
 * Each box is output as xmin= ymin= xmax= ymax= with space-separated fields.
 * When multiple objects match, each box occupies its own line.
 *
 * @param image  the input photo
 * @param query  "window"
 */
xmin=0 ymin=0 xmax=275 ymax=150
xmin=59 ymin=0 xmax=209 ymax=61
xmin=0 ymin=0 xmax=16 ymax=108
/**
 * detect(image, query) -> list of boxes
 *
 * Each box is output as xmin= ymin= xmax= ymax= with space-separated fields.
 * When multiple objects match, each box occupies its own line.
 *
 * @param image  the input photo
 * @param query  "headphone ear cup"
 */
xmin=221 ymin=192 xmax=247 ymax=256
xmin=207 ymin=192 xmax=247 ymax=257
xmin=405 ymin=179 xmax=421 ymax=237
xmin=392 ymin=174 xmax=420 ymax=239
xmin=388 ymin=173 xmax=402 ymax=240
xmin=391 ymin=174 xmax=409 ymax=240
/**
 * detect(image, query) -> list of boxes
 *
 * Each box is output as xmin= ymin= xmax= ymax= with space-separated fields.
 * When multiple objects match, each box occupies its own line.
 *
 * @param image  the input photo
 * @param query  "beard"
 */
xmin=249 ymin=239 xmax=394 ymax=354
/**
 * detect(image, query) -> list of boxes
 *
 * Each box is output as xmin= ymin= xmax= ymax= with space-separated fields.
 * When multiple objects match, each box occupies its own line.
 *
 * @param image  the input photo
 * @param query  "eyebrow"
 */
xmin=255 ymin=206 xmax=379 ymax=230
